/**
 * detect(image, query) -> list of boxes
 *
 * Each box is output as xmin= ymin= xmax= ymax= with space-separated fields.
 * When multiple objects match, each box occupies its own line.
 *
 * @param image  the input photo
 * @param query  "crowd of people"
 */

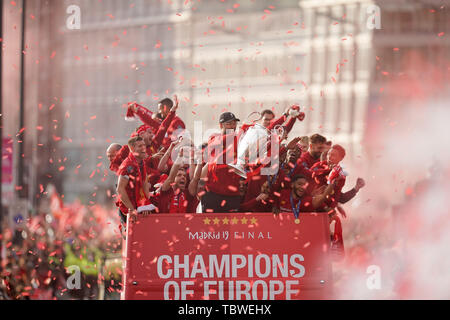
xmin=108 ymin=96 xmax=366 ymax=257
xmin=0 ymin=96 xmax=367 ymax=300
xmin=0 ymin=200 xmax=122 ymax=300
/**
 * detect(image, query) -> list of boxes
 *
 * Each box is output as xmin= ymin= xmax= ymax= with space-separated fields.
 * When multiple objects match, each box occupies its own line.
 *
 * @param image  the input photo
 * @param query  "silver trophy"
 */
xmin=228 ymin=116 xmax=284 ymax=179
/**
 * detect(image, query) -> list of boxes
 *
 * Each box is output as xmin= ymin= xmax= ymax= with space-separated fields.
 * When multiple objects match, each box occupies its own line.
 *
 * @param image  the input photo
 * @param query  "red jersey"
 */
xmin=207 ymin=132 xmax=238 ymax=165
xmin=243 ymin=164 xmax=284 ymax=193
xmin=275 ymin=188 xmax=316 ymax=213
xmin=206 ymin=164 xmax=241 ymax=196
xmin=242 ymin=173 xmax=266 ymax=203
xmin=110 ymin=145 xmax=130 ymax=174
xmin=135 ymin=104 xmax=185 ymax=146
xmin=117 ymin=154 xmax=149 ymax=214
xmin=110 ymin=110 xmax=177 ymax=173
xmin=283 ymin=161 xmax=312 ymax=182
xmin=135 ymin=104 xmax=161 ymax=132
xmin=309 ymin=160 xmax=332 ymax=188
xmin=297 ymin=152 xmax=320 ymax=170
xmin=147 ymin=110 xmax=178 ymax=155
xmin=240 ymin=196 xmax=274 ymax=212
xmin=156 ymin=188 xmax=196 ymax=214
xmin=310 ymin=161 xmax=346 ymax=208
xmin=206 ymin=132 xmax=240 ymax=196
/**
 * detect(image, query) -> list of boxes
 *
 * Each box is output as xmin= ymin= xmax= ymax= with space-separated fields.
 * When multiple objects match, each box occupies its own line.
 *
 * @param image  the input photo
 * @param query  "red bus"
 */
xmin=122 ymin=212 xmax=333 ymax=300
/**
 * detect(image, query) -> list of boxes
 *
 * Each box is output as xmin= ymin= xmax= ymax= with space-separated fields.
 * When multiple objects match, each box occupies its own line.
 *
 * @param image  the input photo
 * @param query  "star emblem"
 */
xmin=250 ymin=217 xmax=258 ymax=225
xmin=241 ymin=217 xmax=248 ymax=225
xmin=213 ymin=218 xmax=220 ymax=225
xmin=222 ymin=217 xmax=230 ymax=225
xmin=203 ymin=218 xmax=211 ymax=225
xmin=231 ymin=217 xmax=239 ymax=225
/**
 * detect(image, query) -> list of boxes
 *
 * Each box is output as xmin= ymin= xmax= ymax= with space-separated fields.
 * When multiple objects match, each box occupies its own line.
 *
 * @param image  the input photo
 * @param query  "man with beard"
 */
xmin=297 ymin=134 xmax=327 ymax=170
xmin=202 ymin=112 xmax=242 ymax=213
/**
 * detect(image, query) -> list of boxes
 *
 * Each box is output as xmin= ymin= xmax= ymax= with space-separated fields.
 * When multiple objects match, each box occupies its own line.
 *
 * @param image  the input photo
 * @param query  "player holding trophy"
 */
xmin=229 ymin=106 xmax=306 ymax=179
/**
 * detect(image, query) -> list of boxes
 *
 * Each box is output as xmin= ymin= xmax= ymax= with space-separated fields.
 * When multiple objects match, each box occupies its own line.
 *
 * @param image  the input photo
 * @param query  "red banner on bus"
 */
xmin=122 ymin=212 xmax=333 ymax=300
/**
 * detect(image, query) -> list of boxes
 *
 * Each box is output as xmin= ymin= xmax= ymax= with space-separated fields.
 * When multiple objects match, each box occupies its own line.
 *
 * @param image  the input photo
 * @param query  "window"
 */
xmin=330 ymin=5 xmax=344 ymax=36
xmin=399 ymin=11 xmax=413 ymax=33
xmin=315 ymin=8 xmax=329 ymax=37
xmin=327 ymin=45 xmax=341 ymax=81
xmin=324 ymin=94 xmax=337 ymax=134
xmin=339 ymin=93 xmax=352 ymax=134
xmin=310 ymin=96 xmax=323 ymax=130
xmin=344 ymin=4 xmax=357 ymax=34
xmin=302 ymin=8 xmax=314 ymax=36
xmin=355 ymin=45 xmax=372 ymax=80
xmin=312 ymin=47 xmax=325 ymax=84
xmin=381 ymin=10 xmax=394 ymax=33
xmin=341 ymin=44 xmax=355 ymax=82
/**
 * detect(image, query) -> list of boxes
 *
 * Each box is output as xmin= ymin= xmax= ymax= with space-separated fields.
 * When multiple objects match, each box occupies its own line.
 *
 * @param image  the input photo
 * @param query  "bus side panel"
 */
xmin=123 ymin=213 xmax=332 ymax=300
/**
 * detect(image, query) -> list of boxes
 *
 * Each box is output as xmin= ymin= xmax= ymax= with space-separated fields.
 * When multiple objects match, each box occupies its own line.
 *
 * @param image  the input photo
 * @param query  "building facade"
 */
xmin=2 ymin=0 xmax=449 ymax=206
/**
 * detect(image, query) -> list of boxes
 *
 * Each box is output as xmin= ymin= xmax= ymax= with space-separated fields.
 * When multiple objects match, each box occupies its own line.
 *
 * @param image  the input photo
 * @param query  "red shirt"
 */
xmin=275 ymin=188 xmax=316 ymax=213
xmin=206 ymin=132 xmax=240 ymax=196
xmin=147 ymin=110 xmax=178 ymax=154
xmin=242 ymin=173 xmax=267 ymax=203
xmin=240 ymin=197 xmax=274 ymax=213
xmin=187 ymin=196 xmax=200 ymax=213
xmin=310 ymin=161 xmax=346 ymax=208
xmin=156 ymin=188 xmax=196 ymax=214
xmin=110 ymin=145 xmax=130 ymax=174
xmin=206 ymin=164 xmax=241 ymax=196
xmin=283 ymin=161 xmax=312 ymax=182
xmin=110 ymin=110 xmax=177 ymax=173
xmin=297 ymin=152 xmax=320 ymax=170
xmin=135 ymin=104 xmax=186 ymax=148
xmin=310 ymin=161 xmax=331 ymax=185
xmin=207 ymin=132 xmax=238 ymax=164
xmin=135 ymin=104 xmax=161 ymax=132
xmin=117 ymin=156 xmax=148 ymax=214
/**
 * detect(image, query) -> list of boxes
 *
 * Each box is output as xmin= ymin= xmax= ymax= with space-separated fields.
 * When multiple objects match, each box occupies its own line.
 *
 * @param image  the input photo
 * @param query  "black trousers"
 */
xmin=201 ymin=191 xmax=242 ymax=213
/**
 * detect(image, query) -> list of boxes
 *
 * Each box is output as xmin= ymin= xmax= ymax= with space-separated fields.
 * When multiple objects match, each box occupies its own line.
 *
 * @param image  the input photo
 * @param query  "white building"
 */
xmin=3 ymin=0 xmax=449 ymax=205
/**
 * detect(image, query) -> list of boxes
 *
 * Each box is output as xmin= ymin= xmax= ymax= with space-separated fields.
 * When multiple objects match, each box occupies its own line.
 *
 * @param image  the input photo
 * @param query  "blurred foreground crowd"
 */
xmin=0 ymin=195 xmax=122 ymax=300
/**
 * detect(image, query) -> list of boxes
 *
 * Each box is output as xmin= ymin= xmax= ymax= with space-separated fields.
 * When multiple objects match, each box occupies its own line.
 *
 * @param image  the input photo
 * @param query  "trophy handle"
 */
xmin=246 ymin=111 xmax=262 ymax=124
xmin=273 ymin=125 xmax=285 ymax=138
